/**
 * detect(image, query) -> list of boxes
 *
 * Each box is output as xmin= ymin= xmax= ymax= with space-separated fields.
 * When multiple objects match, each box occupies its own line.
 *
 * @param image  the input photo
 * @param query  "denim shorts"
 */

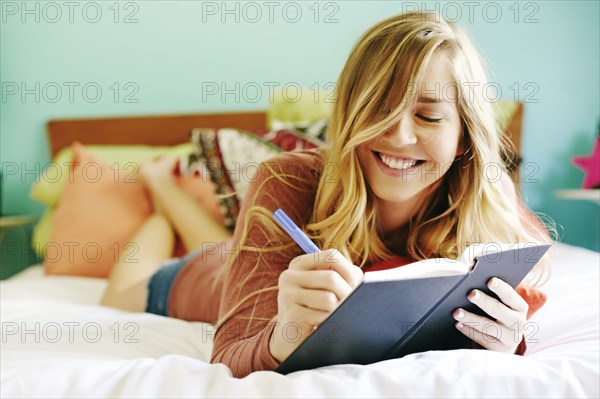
xmin=145 ymin=247 xmax=204 ymax=316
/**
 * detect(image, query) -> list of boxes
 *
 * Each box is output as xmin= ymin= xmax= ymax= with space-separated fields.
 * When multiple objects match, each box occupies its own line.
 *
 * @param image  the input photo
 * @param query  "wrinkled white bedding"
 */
xmin=1 ymin=242 xmax=598 ymax=398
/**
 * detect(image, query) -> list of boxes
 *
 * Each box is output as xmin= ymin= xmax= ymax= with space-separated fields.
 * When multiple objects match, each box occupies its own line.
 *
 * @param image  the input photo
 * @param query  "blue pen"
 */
xmin=273 ymin=209 xmax=320 ymax=254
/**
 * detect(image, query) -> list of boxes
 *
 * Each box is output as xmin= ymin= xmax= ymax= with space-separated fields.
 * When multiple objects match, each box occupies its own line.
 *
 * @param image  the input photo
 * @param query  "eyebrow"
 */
xmin=417 ymin=96 xmax=444 ymax=104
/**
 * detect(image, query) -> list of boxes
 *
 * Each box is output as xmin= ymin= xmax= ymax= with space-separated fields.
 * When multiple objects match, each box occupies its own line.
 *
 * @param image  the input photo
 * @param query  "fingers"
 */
xmin=453 ymin=278 xmax=529 ymax=353
xmin=277 ymin=249 xmax=363 ymax=335
xmin=285 ymin=302 xmax=332 ymax=329
xmin=463 ymin=281 xmax=527 ymax=325
xmin=289 ymin=249 xmax=364 ymax=289
xmin=282 ymin=286 xmax=341 ymax=313
xmin=465 ymin=289 xmax=514 ymax=323
xmin=453 ymin=309 xmax=524 ymax=353
xmin=455 ymin=320 xmax=505 ymax=352
xmin=487 ymin=277 xmax=529 ymax=314
xmin=279 ymin=269 xmax=353 ymax=303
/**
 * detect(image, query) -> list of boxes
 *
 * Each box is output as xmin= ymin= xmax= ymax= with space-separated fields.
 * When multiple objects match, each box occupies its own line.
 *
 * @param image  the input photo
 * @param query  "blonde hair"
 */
xmin=218 ymin=12 xmax=553 ymax=326
xmin=309 ymin=12 xmax=553 ymax=285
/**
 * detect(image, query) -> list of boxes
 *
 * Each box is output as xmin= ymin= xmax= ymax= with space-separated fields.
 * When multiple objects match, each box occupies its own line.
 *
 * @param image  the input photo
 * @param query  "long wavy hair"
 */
xmin=218 ymin=12 xmax=553 ymax=325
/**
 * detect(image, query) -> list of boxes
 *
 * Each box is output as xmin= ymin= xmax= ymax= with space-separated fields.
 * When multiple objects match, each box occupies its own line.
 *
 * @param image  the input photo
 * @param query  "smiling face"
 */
xmin=356 ymin=53 xmax=464 ymax=228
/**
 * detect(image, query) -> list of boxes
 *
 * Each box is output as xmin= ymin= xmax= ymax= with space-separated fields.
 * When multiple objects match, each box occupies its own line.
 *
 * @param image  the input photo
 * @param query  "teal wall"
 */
xmin=1 ymin=1 xmax=599 ymax=251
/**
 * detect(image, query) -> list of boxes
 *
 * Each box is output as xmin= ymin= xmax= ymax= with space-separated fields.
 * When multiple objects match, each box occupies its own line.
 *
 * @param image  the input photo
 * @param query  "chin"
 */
xmin=372 ymin=186 xmax=425 ymax=204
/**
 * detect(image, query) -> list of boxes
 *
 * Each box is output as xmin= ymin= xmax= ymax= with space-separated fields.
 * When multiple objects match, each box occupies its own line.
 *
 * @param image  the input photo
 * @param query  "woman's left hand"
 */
xmin=453 ymin=277 xmax=528 ymax=353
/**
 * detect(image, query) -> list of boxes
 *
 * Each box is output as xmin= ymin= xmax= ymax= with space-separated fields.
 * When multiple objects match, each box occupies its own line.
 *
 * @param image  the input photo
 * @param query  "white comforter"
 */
xmin=1 ymin=242 xmax=598 ymax=398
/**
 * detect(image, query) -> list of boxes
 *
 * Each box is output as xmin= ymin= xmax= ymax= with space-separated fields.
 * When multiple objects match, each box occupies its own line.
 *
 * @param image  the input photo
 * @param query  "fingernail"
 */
xmin=454 ymin=309 xmax=464 ymax=319
xmin=470 ymin=290 xmax=480 ymax=301
xmin=490 ymin=278 xmax=499 ymax=288
xmin=456 ymin=322 xmax=464 ymax=330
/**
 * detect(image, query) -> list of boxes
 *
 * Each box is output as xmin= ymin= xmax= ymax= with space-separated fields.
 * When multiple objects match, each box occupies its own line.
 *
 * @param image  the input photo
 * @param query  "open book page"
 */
xmin=363 ymin=257 xmax=468 ymax=283
xmin=364 ymin=242 xmax=533 ymax=283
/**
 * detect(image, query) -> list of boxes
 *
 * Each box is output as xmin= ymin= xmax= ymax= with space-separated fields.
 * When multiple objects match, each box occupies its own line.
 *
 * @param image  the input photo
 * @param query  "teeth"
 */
xmin=380 ymin=153 xmax=418 ymax=170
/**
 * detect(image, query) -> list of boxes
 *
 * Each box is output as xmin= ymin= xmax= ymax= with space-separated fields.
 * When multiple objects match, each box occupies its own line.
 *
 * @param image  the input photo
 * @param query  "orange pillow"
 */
xmin=44 ymin=142 xmax=221 ymax=278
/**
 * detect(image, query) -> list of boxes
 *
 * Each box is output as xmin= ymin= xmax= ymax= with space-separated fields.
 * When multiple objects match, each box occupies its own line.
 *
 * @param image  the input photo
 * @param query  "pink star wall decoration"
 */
xmin=572 ymin=137 xmax=600 ymax=189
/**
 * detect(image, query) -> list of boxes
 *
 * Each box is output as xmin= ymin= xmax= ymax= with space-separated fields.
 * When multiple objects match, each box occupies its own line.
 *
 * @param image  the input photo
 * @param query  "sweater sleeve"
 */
xmin=513 ymin=284 xmax=548 ymax=355
xmin=210 ymin=150 xmax=322 ymax=378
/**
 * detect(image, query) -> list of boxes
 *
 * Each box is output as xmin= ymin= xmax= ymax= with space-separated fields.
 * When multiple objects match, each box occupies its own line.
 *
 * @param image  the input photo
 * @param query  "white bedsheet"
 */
xmin=1 ymin=242 xmax=598 ymax=398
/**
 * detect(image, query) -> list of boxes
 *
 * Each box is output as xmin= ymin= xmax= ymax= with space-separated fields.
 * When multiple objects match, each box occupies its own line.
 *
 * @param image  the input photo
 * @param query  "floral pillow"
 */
xmin=190 ymin=128 xmax=322 ymax=231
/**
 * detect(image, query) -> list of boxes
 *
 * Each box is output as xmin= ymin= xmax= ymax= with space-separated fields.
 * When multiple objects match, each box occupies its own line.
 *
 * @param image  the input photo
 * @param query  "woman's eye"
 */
xmin=416 ymin=114 xmax=443 ymax=124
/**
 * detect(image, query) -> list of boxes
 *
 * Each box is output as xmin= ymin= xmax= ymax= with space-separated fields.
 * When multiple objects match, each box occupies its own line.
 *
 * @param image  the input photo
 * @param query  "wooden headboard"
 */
xmin=46 ymin=111 xmax=267 ymax=156
xmin=47 ymin=104 xmax=524 ymax=182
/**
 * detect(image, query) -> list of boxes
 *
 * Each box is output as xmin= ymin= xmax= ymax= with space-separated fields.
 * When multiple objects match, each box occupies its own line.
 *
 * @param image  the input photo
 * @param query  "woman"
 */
xmin=102 ymin=12 xmax=552 ymax=378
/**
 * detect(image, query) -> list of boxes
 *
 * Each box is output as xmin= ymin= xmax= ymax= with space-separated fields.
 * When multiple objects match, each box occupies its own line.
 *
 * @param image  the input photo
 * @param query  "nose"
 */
xmin=383 ymin=116 xmax=417 ymax=147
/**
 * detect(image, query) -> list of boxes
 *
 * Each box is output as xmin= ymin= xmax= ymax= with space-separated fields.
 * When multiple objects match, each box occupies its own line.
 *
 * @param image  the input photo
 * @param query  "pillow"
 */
xmin=43 ymin=142 xmax=221 ymax=277
xmin=31 ymin=143 xmax=193 ymax=207
xmin=44 ymin=142 xmax=152 ymax=277
xmin=191 ymin=127 xmax=322 ymax=231
xmin=30 ymin=143 xmax=219 ymax=258
xmin=267 ymin=86 xmax=332 ymax=141
xmin=31 ymin=207 xmax=54 ymax=257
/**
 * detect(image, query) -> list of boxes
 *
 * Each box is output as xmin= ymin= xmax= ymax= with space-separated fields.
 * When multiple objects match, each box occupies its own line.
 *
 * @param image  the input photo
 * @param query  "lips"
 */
xmin=373 ymin=151 xmax=425 ymax=171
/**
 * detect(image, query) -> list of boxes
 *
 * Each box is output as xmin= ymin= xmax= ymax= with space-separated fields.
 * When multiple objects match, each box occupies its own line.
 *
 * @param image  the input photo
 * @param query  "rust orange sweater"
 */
xmin=168 ymin=148 xmax=547 ymax=378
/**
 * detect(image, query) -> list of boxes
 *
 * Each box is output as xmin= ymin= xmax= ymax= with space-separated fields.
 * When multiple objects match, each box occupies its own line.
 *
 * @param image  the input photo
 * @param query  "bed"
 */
xmin=1 ymin=109 xmax=599 ymax=398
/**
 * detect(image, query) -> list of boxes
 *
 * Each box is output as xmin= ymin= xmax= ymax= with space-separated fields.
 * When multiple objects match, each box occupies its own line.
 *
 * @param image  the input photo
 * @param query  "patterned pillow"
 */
xmin=189 ymin=128 xmax=322 ymax=231
xmin=269 ymin=118 xmax=329 ymax=142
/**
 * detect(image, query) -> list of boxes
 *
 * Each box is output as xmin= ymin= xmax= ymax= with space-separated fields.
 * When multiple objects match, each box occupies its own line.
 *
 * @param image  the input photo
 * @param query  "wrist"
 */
xmin=269 ymin=323 xmax=286 ymax=363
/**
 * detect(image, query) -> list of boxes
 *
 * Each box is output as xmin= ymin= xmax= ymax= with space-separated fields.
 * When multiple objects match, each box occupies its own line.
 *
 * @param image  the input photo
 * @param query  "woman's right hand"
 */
xmin=269 ymin=249 xmax=363 ymax=363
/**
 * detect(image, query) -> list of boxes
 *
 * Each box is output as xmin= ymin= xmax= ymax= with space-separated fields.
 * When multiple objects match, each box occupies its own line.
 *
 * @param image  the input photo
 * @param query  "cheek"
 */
xmin=436 ymin=124 xmax=463 ymax=158
xmin=424 ymin=138 xmax=462 ymax=172
xmin=356 ymin=145 xmax=372 ymax=169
